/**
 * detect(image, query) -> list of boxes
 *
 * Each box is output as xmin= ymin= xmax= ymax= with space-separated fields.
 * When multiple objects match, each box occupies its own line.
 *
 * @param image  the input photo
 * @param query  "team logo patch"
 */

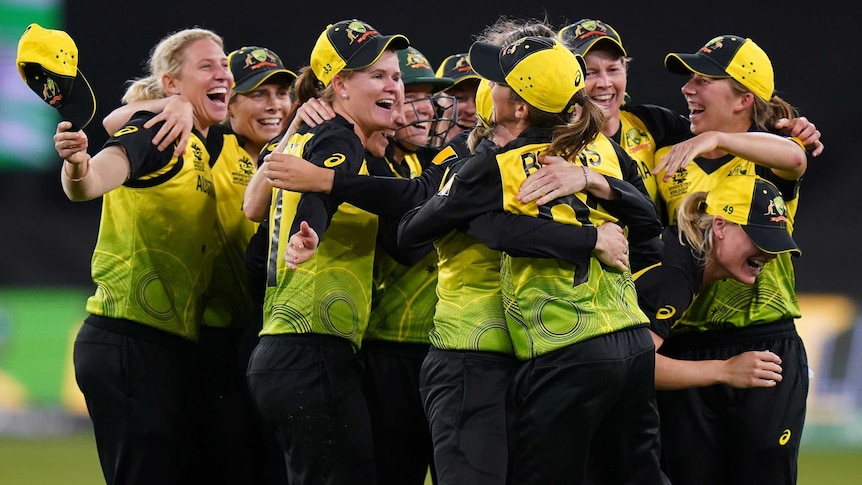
xmin=454 ymin=56 xmax=472 ymax=73
xmin=243 ymin=48 xmax=277 ymax=71
xmin=42 ymin=78 xmax=62 ymax=106
xmin=764 ymin=193 xmax=788 ymax=222
xmin=701 ymin=36 xmax=725 ymax=54
xmin=323 ymin=153 xmax=347 ymax=167
xmin=346 ymin=21 xmax=377 ymax=45
xmin=502 ymin=37 xmax=529 ymax=57
xmin=573 ymin=20 xmax=609 ymax=40
xmin=406 ymin=50 xmax=432 ymax=70
xmin=625 ymin=128 xmax=644 ymax=146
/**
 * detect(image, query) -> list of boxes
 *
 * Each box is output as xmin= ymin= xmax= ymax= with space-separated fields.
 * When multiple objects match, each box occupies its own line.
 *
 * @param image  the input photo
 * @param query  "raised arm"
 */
xmin=654 ymin=131 xmax=807 ymax=182
xmin=243 ymin=98 xmax=340 ymax=222
xmin=55 ymin=121 xmax=131 ymax=201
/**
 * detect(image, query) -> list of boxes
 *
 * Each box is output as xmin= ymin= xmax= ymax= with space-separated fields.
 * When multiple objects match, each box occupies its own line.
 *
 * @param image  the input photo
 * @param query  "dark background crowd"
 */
xmin=1 ymin=0 xmax=855 ymax=302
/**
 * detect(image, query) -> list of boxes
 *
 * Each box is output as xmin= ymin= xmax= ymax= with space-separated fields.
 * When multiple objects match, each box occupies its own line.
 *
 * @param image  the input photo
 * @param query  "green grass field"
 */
xmin=1 ymin=431 xmax=861 ymax=484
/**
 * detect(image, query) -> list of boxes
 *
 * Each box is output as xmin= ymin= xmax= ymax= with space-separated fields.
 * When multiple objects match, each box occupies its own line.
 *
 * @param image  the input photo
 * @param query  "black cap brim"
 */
xmin=467 ymin=42 xmax=505 ymax=85
xmin=742 ymin=225 xmax=802 ymax=257
xmin=571 ymin=37 xmax=626 ymax=57
xmin=233 ymin=69 xmax=297 ymax=94
xmin=60 ymin=70 xmax=96 ymax=131
xmin=665 ymin=52 xmax=730 ymax=78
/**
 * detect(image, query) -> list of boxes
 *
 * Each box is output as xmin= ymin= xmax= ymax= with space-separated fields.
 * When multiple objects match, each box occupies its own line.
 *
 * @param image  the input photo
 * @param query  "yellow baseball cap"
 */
xmin=665 ymin=35 xmax=774 ymax=102
xmin=310 ymin=19 xmax=409 ymax=87
xmin=468 ymin=36 xmax=586 ymax=114
xmin=474 ymin=78 xmax=493 ymax=129
xmin=16 ymin=23 xmax=96 ymax=130
xmin=704 ymin=175 xmax=800 ymax=256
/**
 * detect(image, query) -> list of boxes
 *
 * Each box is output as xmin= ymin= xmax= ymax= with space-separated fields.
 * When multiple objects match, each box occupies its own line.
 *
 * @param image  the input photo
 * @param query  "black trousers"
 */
xmin=507 ymin=326 xmax=668 ymax=485
xmin=194 ymin=326 xmax=287 ymax=485
xmin=73 ymin=317 xmax=198 ymax=485
xmin=419 ymin=347 xmax=518 ymax=485
xmin=247 ymin=333 xmax=375 ymax=485
xmin=657 ymin=320 xmax=809 ymax=485
xmin=360 ymin=340 xmax=435 ymax=485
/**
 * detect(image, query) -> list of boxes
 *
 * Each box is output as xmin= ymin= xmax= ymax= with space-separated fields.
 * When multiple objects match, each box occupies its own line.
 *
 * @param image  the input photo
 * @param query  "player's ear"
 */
xmin=712 ymin=217 xmax=727 ymax=240
xmin=733 ymin=92 xmax=755 ymax=114
xmin=162 ymin=73 xmax=180 ymax=96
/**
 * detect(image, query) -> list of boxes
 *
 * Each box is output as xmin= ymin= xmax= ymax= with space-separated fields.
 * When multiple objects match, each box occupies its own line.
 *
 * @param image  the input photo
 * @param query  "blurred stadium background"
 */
xmin=1 ymin=0 xmax=858 ymax=482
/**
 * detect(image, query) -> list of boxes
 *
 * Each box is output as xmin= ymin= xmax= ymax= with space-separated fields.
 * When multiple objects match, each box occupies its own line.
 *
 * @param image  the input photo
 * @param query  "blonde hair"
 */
xmin=543 ymin=90 xmax=604 ymax=160
xmin=477 ymin=17 xmax=555 ymax=45
xmin=123 ymin=28 xmax=224 ymax=104
xmin=727 ymin=78 xmax=799 ymax=133
xmin=677 ymin=191 xmax=717 ymax=264
xmin=464 ymin=18 xmax=557 ymax=154
xmin=467 ymin=124 xmax=493 ymax=154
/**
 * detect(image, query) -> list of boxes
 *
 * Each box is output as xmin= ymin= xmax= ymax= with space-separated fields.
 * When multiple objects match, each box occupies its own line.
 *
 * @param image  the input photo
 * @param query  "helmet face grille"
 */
xmin=394 ymin=94 xmax=459 ymax=150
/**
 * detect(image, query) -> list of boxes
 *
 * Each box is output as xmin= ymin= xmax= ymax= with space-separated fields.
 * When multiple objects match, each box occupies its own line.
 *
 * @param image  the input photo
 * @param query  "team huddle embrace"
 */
xmin=26 ymin=12 xmax=822 ymax=485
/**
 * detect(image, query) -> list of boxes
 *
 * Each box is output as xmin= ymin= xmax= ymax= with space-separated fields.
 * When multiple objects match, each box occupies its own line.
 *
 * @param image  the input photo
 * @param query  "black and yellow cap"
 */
xmin=228 ymin=46 xmax=297 ymax=94
xmin=665 ymin=35 xmax=774 ymax=102
xmin=398 ymin=47 xmax=453 ymax=92
xmin=468 ymin=36 xmax=586 ymax=114
xmin=16 ymin=23 xmax=96 ymax=130
xmin=558 ymin=19 xmax=627 ymax=57
xmin=474 ymin=78 xmax=493 ymax=128
xmin=435 ymin=52 xmax=480 ymax=87
xmin=704 ymin=175 xmax=800 ymax=256
xmin=310 ymin=19 xmax=409 ymax=87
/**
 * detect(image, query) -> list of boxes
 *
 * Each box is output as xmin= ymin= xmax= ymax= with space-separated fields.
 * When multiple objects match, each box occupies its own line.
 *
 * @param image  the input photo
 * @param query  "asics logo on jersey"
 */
xmin=113 ymin=126 xmax=139 ymax=137
xmin=323 ymin=154 xmax=347 ymax=167
xmin=779 ymin=429 xmax=791 ymax=445
xmin=656 ymin=305 xmax=676 ymax=319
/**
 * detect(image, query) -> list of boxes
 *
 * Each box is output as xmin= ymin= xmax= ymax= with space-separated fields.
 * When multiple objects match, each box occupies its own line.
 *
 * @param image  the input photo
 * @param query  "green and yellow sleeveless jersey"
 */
xmin=86 ymin=112 xmax=219 ymax=340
